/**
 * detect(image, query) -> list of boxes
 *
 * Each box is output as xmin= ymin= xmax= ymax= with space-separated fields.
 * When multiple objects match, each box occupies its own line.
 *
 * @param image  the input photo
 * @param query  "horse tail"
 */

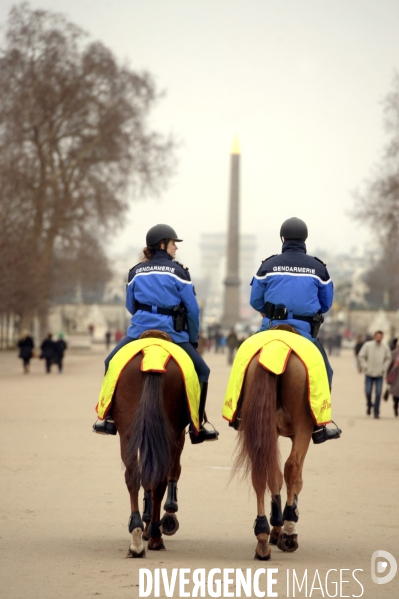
xmin=234 ymin=364 xmax=281 ymax=496
xmin=125 ymin=372 xmax=173 ymax=489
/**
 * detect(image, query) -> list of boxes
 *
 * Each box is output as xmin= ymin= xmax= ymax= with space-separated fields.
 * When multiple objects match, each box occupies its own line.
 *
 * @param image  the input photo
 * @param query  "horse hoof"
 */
xmin=127 ymin=527 xmax=145 ymax=557
xmin=148 ymin=539 xmax=166 ymax=551
xmin=269 ymin=534 xmax=279 ymax=545
xmin=277 ymin=533 xmax=298 ymax=553
xmin=254 ymin=552 xmax=271 ymax=561
xmin=254 ymin=551 xmax=271 ymax=560
xmin=128 ymin=547 xmax=146 ymax=558
xmin=160 ymin=513 xmax=179 ymax=536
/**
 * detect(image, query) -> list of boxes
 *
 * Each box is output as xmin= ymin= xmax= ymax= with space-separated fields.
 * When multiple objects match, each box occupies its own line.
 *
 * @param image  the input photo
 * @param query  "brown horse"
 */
xmin=234 ymin=335 xmax=314 ymax=560
xmin=112 ymin=336 xmax=189 ymax=557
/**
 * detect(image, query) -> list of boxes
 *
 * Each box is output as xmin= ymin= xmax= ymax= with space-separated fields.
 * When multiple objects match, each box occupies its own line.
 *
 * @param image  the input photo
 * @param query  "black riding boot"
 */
xmin=312 ymin=422 xmax=342 ymax=444
xmin=93 ymin=406 xmax=117 ymax=435
xmin=189 ymin=382 xmax=219 ymax=444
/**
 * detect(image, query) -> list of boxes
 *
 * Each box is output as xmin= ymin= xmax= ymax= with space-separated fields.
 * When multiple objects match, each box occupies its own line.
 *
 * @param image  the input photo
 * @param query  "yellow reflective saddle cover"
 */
xmin=223 ymin=330 xmax=331 ymax=426
xmin=96 ymin=338 xmax=200 ymax=433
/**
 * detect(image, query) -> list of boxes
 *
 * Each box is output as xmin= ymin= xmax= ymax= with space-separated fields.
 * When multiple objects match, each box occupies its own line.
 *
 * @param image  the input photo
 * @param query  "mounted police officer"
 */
xmin=250 ymin=217 xmax=341 ymax=444
xmin=93 ymin=224 xmax=219 ymax=444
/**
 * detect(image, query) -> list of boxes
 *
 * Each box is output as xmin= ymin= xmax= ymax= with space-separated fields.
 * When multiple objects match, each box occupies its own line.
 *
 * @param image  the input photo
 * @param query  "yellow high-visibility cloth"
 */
xmin=223 ymin=330 xmax=331 ymax=426
xmin=96 ymin=339 xmax=200 ymax=432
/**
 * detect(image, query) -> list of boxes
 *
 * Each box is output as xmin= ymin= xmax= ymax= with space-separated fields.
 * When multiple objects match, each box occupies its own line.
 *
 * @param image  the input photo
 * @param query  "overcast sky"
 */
xmin=1 ymin=0 xmax=398 ymax=277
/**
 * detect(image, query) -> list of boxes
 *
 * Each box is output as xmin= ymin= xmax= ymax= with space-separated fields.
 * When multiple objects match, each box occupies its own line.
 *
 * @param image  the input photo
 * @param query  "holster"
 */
xmin=310 ymin=312 xmax=324 ymax=338
xmin=172 ymin=304 xmax=188 ymax=333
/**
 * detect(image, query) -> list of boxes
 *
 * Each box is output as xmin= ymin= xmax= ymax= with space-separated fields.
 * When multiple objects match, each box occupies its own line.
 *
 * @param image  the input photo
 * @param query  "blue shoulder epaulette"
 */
xmin=262 ymin=254 xmax=277 ymax=263
xmin=314 ymin=256 xmax=326 ymax=266
xmin=174 ymin=260 xmax=189 ymax=270
xmin=129 ymin=262 xmax=143 ymax=273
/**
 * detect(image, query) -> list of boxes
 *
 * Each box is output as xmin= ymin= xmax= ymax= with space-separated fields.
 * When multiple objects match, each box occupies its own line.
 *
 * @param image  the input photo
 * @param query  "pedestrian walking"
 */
xmin=354 ymin=334 xmax=365 ymax=373
xmin=40 ymin=333 xmax=56 ymax=374
xmin=358 ymin=330 xmax=391 ymax=418
xmin=54 ymin=334 xmax=67 ymax=373
xmin=226 ymin=328 xmax=239 ymax=365
xmin=17 ymin=330 xmax=34 ymax=374
xmin=333 ymin=333 xmax=342 ymax=356
xmin=105 ymin=330 xmax=112 ymax=350
xmin=385 ymin=346 xmax=399 ymax=417
xmin=214 ymin=330 xmax=222 ymax=354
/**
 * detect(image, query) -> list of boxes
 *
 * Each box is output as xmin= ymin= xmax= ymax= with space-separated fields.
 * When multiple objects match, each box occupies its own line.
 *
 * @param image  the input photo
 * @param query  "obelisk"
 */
xmin=221 ymin=138 xmax=240 ymax=327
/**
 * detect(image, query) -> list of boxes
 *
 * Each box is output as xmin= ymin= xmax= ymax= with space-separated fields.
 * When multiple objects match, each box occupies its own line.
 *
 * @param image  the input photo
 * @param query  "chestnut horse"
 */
xmin=112 ymin=350 xmax=189 ymax=557
xmin=234 ymin=343 xmax=314 ymax=560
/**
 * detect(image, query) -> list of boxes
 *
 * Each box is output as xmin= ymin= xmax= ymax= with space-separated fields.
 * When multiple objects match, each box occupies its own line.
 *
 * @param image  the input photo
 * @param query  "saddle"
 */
xmin=270 ymin=324 xmax=299 ymax=335
xmin=139 ymin=330 xmax=172 ymax=342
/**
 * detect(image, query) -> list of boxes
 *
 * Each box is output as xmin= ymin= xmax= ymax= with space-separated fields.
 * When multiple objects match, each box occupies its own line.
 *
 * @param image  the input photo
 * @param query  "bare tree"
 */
xmin=50 ymin=235 xmax=112 ymax=304
xmin=354 ymin=73 xmax=399 ymax=238
xmin=353 ymin=73 xmax=399 ymax=309
xmin=0 ymin=3 xmax=175 ymax=329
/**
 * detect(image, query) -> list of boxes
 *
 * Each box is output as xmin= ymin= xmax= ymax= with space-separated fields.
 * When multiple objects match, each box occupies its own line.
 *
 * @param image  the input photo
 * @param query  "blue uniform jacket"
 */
xmin=250 ymin=240 xmax=333 ymax=340
xmin=126 ymin=249 xmax=199 ymax=343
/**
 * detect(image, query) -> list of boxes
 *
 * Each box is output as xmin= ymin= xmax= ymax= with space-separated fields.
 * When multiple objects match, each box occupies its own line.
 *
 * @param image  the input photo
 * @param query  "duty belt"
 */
xmin=134 ymin=302 xmax=175 ymax=316
xmin=264 ymin=301 xmax=314 ymax=324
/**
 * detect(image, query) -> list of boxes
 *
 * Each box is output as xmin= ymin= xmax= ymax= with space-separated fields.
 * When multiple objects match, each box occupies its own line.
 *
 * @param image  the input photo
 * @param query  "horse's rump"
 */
xmin=234 ymin=353 xmax=312 ymax=496
xmin=114 ymin=355 xmax=187 ymax=489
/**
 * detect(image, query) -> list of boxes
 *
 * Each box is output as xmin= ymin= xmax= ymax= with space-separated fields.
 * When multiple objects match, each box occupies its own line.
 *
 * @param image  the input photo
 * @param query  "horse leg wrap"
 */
xmin=163 ymin=481 xmax=178 ymax=512
xmin=142 ymin=490 xmax=152 ymax=523
xmin=128 ymin=511 xmax=144 ymax=533
xmin=148 ymin=521 xmax=162 ymax=539
xmin=254 ymin=515 xmax=270 ymax=536
xmin=270 ymin=494 xmax=284 ymax=526
xmin=283 ymin=495 xmax=299 ymax=523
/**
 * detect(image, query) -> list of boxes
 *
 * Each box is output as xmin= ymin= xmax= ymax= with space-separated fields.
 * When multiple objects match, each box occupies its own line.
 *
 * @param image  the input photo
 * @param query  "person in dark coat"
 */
xmin=105 ymin=330 xmax=111 ymax=350
xmin=18 ymin=330 xmax=34 ymax=373
xmin=354 ymin=334 xmax=365 ymax=372
xmin=54 ymin=334 xmax=67 ymax=373
xmin=40 ymin=333 xmax=56 ymax=374
xmin=226 ymin=329 xmax=239 ymax=365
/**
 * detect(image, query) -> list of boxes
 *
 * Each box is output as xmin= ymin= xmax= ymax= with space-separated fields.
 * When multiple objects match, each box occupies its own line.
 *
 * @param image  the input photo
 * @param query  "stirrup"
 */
xmin=312 ymin=421 xmax=341 ymax=444
xmin=189 ymin=421 xmax=219 ymax=444
xmin=92 ymin=419 xmax=117 ymax=436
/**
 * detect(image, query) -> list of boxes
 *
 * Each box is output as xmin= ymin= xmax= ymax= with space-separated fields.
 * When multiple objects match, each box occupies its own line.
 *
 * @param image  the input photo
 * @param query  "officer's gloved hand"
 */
xmin=191 ymin=341 xmax=198 ymax=349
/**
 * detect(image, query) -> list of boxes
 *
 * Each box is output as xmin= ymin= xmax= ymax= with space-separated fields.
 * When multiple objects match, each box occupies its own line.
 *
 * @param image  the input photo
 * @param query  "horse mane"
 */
xmin=233 ymin=363 xmax=282 ymax=496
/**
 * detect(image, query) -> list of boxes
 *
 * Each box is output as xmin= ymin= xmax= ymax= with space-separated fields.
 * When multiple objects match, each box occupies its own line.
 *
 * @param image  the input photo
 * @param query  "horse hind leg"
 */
xmin=128 ymin=511 xmax=145 ymax=558
xmin=125 ymin=464 xmax=145 ymax=558
xmin=141 ymin=489 xmax=152 ymax=541
xmin=254 ymin=494 xmax=271 ymax=560
xmin=276 ymin=434 xmax=308 ymax=553
xmin=269 ymin=494 xmax=284 ymax=545
xmin=278 ymin=452 xmax=301 ymax=552
xmin=277 ymin=495 xmax=299 ymax=553
xmin=160 ymin=431 xmax=184 ymax=537
xmin=147 ymin=479 xmax=168 ymax=551
xmin=160 ymin=481 xmax=180 ymax=536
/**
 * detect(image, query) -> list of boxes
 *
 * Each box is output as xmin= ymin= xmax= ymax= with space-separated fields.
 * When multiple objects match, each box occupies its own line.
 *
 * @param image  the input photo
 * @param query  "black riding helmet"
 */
xmin=280 ymin=217 xmax=308 ymax=242
xmin=146 ymin=224 xmax=183 ymax=247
